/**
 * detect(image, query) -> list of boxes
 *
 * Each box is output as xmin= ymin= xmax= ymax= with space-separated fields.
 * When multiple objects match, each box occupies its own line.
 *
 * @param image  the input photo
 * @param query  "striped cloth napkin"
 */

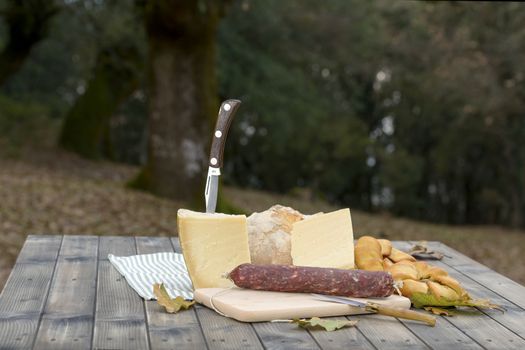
xmin=108 ymin=252 xmax=194 ymax=300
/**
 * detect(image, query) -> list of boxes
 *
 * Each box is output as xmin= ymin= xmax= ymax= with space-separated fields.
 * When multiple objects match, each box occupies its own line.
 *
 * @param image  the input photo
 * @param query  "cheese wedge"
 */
xmin=291 ymin=208 xmax=354 ymax=269
xmin=177 ymin=209 xmax=251 ymax=289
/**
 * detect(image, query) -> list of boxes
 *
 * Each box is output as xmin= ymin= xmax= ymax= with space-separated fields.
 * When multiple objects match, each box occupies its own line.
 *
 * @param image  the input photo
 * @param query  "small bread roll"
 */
xmin=388 ymin=247 xmax=417 ymax=263
xmin=387 ymin=262 xmax=418 ymax=281
xmin=426 ymin=266 xmax=448 ymax=279
xmin=378 ymin=239 xmax=392 ymax=256
xmin=433 ymin=275 xmax=469 ymax=299
xmin=355 ymin=236 xmax=384 ymax=271
xmin=414 ymin=261 xmax=430 ymax=279
xmin=427 ymin=281 xmax=459 ymax=300
xmin=401 ymin=279 xmax=429 ymax=297
xmin=383 ymin=257 xmax=394 ymax=269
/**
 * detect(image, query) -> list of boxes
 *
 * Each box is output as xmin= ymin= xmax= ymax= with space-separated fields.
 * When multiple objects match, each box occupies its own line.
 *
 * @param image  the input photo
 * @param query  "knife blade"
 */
xmin=311 ymin=294 xmax=436 ymax=326
xmin=311 ymin=294 xmax=367 ymax=308
xmin=205 ymin=99 xmax=241 ymax=213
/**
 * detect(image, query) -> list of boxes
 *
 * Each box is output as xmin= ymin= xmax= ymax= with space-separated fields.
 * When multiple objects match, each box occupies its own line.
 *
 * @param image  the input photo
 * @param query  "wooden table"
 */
xmin=1 ymin=235 xmax=525 ymax=350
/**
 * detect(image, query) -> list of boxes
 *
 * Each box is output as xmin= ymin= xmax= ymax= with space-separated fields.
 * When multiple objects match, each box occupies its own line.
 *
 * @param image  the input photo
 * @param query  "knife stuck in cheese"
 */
xmin=177 ymin=209 xmax=251 ymax=289
xmin=291 ymin=208 xmax=355 ymax=269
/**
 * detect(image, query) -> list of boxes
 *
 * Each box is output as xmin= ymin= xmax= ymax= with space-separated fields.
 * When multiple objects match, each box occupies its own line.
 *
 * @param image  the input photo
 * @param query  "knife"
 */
xmin=311 ymin=294 xmax=436 ymax=326
xmin=205 ymin=99 xmax=241 ymax=213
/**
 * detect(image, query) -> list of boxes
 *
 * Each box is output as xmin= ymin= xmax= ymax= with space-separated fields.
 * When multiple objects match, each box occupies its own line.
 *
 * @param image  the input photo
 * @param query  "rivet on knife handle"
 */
xmin=209 ymin=99 xmax=241 ymax=168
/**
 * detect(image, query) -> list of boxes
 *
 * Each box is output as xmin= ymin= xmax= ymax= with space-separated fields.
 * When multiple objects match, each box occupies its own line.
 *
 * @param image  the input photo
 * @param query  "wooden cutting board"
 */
xmin=194 ymin=288 xmax=411 ymax=322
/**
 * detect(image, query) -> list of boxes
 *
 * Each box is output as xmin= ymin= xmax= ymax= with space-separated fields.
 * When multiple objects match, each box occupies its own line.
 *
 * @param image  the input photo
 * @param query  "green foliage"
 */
xmin=0 ymin=0 xmax=60 ymax=85
xmin=59 ymin=41 xmax=144 ymax=159
xmin=0 ymin=93 xmax=54 ymax=155
xmin=376 ymin=1 xmax=525 ymax=226
xmin=1 ymin=0 xmax=525 ymax=227
xmin=218 ymin=0 xmax=374 ymax=207
xmin=1 ymin=0 xmax=146 ymax=136
xmin=379 ymin=148 xmax=424 ymax=215
xmin=218 ymin=0 xmax=525 ymax=227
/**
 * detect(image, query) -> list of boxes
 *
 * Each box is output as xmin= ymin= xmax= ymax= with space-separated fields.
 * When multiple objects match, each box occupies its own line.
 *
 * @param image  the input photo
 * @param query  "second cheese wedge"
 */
xmin=177 ymin=209 xmax=251 ymax=289
xmin=291 ymin=208 xmax=354 ymax=269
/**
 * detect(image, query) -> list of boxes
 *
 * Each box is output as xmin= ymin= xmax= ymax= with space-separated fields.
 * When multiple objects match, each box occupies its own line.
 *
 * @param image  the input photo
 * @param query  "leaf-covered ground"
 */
xmin=0 ymin=151 xmax=182 ymax=288
xmin=0 ymin=150 xmax=524 ymax=290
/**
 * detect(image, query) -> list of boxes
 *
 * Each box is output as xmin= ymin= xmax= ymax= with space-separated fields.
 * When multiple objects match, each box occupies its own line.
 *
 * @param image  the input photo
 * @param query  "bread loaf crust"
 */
xmin=247 ymin=205 xmax=304 ymax=264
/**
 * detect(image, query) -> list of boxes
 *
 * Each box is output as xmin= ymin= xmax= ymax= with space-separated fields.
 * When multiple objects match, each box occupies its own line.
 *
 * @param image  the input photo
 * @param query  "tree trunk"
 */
xmin=135 ymin=1 xmax=225 ymax=206
xmin=59 ymin=44 xmax=142 ymax=159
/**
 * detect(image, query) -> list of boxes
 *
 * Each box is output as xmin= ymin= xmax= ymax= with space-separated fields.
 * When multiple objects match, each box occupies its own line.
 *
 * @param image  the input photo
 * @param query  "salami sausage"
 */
xmin=228 ymin=263 xmax=394 ymax=298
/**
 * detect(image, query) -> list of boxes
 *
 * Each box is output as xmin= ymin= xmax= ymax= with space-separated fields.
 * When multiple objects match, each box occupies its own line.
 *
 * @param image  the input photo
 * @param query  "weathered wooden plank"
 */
xmin=0 ymin=316 xmax=37 ymax=350
xmin=59 ymin=235 xmax=99 ymax=258
xmin=431 ymin=242 xmax=525 ymax=310
xmin=0 ymin=263 xmax=57 ymax=349
xmin=0 ymin=256 xmax=60 ymax=313
xmin=307 ymin=317 xmax=375 ymax=350
xmin=0 ymin=235 xmax=62 ymax=349
xmin=400 ymin=242 xmax=525 ymax=320
xmin=192 ymin=306 xmax=263 ymax=350
xmin=441 ymin=266 xmax=525 ymax=343
xmin=416 ymin=243 xmax=525 ymax=342
xmin=252 ymin=321 xmax=321 ymax=349
xmin=136 ymin=236 xmax=207 ymax=350
xmin=33 ymin=236 xmax=99 ymax=350
xmin=352 ymin=313 xmax=430 ymax=349
xmin=135 ymin=236 xmax=173 ymax=255
xmin=14 ymin=235 xmax=62 ymax=264
xmin=5 ymin=236 xmax=523 ymax=350
xmin=98 ymin=235 xmax=136 ymax=260
xmin=382 ymin=242 xmax=483 ymax=349
xmin=440 ymin=310 xmax=525 ymax=350
xmin=171 ymin=237 xmax=263 ymax=350
xmin=397 ymin=314 xmax=482 ymax=350
xmin=171 ymin=237 xmax=181 ymax=254
xmin=393 ymin=241 xmax=525 ymax=349
xmin=93 ymin=236 xmax=150 ymax=350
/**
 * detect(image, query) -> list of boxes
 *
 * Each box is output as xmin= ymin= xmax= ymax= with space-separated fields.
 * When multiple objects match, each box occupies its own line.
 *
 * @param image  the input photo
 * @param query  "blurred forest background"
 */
xmin=1 ymin=0 xmax=525 ymax=287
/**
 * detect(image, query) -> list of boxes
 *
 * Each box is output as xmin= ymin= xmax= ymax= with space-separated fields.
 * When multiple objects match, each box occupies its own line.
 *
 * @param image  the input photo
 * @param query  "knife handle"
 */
xmin=209 ymin=99 xmax=241 ymax=168
xmin=366 ymin=303 xmax=436 ymax=326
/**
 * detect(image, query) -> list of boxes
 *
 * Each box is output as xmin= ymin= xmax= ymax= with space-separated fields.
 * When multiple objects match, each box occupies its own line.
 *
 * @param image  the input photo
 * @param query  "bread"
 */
xmin=246 ymin=205 xmax=304 ymax=264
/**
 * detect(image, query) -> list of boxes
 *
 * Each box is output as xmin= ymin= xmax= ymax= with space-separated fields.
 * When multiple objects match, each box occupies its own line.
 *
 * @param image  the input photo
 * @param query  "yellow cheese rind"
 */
xmin=177 ymin=209 xmax=251 ymax=289
xmin=291 ymin=208 xmax=354 ymax=269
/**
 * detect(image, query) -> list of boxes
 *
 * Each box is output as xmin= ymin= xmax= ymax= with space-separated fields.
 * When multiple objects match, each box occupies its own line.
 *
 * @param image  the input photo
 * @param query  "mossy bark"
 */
xmin=59 ymin=45 xmax=142 ymax=159
xmin=135 ymin=1 xmax=228 ymax=206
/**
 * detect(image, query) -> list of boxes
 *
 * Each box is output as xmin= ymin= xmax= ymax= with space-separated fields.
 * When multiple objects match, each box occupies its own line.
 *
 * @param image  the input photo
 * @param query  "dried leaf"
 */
xmin=412 ymin=251 xmax=444 ymax=260
xmin=408 ymin=241 xmax=445 ymax=260
xmin=153 ymin=283 xmax=195 ymax=313
xmin=292 ymin=317 xmax=357 ymax=331
xmin=424 ymin=306 xmax=454 ymax=316
xmin=411 ymin=292 xmax=504 ymax=312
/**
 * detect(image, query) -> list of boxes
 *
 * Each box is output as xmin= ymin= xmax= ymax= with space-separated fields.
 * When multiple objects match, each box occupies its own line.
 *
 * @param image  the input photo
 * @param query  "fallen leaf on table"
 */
xmin=408 ymin=241 xmax=445 ymax=260
xmin=424 ymin=306 xmax=455 ymax=316
xmin=153 ymin=283 xmax=195 ymax=313
xmin=411 ymin=292 xmax=504 ymax=312
xmin=292 ymin=317 xmax=357 ymax=331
